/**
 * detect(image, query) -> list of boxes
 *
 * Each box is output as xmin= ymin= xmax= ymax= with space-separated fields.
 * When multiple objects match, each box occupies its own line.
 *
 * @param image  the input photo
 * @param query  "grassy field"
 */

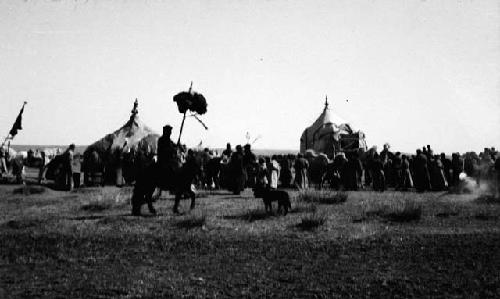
xmin=1 ymin=184 xmax=499 ymax=298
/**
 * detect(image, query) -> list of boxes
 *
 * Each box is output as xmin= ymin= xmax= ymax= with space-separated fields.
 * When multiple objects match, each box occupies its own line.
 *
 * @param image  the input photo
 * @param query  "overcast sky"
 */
xmin=1 ymin=0 xmax=499 ymax=154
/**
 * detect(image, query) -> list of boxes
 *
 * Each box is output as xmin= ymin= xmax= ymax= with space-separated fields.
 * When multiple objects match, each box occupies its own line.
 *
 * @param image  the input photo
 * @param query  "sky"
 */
xmin=0 ymin=0 xmax=499 ymax=154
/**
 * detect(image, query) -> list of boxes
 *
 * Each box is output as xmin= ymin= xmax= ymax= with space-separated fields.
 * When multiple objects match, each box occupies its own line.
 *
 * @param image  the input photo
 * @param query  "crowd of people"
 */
xmin=189 ymin=143 xmax=500 ymax=196
xmin=2 ymin=129 xmax=500 ymax=198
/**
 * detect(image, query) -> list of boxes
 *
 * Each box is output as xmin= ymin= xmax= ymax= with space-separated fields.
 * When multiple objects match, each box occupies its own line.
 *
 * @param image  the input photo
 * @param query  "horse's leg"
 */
xmin=131 ymin=187 xmax=143 ymax=216
xmin=146 ymin=187 xmax=157 ymax=215
xmin=173 ymin=192 xmax=181 ymax=214
xmin=189 ymin=190 xmax=196 ymax=210
xmin=131 ymin=195 xmax=142 ymax=216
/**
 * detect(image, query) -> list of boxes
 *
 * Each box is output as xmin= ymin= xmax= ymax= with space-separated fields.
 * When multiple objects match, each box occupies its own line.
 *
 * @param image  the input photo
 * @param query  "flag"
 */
xmin=8 ymin=101 xmax=27 ymax=139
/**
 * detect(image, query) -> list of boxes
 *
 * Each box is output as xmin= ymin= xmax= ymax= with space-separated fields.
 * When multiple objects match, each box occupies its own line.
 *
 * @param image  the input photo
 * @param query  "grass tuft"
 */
xmin=298 ymin=190 xmax=348 ymax=205
xmin=357 ymin=196 xmax=422 ymax=223
xmin=291 ymin=200 xmax=317 ymax=214
xmin=297 ymin=210 xmax=327 ymax=230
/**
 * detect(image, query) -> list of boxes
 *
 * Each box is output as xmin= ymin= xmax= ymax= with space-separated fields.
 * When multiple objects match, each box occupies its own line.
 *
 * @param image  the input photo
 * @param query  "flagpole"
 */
xmin=3 ymin=101 xmax=27 ymax=146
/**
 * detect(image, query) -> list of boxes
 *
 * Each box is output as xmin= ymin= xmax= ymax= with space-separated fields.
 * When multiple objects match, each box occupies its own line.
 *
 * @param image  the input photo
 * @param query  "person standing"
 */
xmin=268 ymin=155 xmax=281 ymax=190
xmin=38 ymin=151 xmax=47 ymax=184
xmin=414 ymin=149 xmax=431 ymax=192
xmin=401 ymin=155 xmax=414 ymax=191
xmin=222 ymin=143 xmax=233 ymax=158
xmin=254 ymin=157 xmax=269 ymax=197
xmin=495 ymin=154 xmax=500 ymax=198
xmin=243 ymin=144 xmax=257 ymax=188
xmin=294 ymin=153 xmax=309 ymax=190
xmin=451 ymin=153 xmax=464 ymax=188
xmin=0 ymin=146 xmax=7 ymax=177
xmin=371 ymin=153 xmax=385 ymax=192
xmin=229 ymin=145 xmax=246 ymax=195
xmin=392 ymin=152 xmax=403 ymax=190
xmin=62 ymin=144 xmax=75 ymax=190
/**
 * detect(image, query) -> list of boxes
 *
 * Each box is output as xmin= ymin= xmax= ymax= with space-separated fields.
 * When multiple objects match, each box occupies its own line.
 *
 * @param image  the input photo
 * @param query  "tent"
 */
xmin=82 ymin=100 xmax=160 ymax=185
xmin=300 ymin=99 xmax=367 ymax=157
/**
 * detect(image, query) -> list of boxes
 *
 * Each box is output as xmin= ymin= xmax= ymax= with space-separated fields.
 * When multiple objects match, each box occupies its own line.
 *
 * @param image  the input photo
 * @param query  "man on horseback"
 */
xmin=131 ymin=124 xmax=200 ymax=216
xmin=157 ymin=125 xmax=181 ymax=191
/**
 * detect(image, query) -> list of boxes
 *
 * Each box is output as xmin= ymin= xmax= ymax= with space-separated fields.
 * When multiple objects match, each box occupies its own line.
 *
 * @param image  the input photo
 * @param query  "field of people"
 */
xmin=1 ymin=183 xmax=499 ymax=298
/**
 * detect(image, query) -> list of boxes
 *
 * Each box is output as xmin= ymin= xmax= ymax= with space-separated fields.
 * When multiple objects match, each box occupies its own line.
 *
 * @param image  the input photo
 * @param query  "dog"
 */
xmin=253 ymin=185 xmax=291 ymax=215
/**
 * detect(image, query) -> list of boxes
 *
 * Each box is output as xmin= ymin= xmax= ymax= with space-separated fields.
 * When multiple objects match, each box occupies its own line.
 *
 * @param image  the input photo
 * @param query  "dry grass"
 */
xmin=2 ymin=185 xmax=500 ymax=298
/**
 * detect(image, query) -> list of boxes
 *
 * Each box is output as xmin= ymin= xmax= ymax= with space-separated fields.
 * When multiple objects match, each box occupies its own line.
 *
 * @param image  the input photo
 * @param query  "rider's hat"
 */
xmin=163 ymin=124 xmax=173 ymax=131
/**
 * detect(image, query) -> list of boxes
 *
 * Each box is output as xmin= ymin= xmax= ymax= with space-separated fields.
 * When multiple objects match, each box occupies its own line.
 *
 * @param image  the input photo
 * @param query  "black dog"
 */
xmin=253 ymin=186 xmax=291 ymax=215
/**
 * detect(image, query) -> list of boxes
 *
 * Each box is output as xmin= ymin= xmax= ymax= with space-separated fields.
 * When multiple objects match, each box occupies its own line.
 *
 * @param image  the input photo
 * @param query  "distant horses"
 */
xmin=131 ymin=154 xmax=201 ymax=216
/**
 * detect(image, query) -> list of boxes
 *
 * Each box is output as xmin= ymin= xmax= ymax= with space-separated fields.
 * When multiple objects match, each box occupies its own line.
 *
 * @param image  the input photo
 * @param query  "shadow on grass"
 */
xmin=435 ymin=211 xmax=459 ymax=218
xmin=12 ymin=185 xmax=47 ymax=195
xmin=222 ymin=209 xmax=272 ymax=222
xmin=176 ymin=212 xmax=207 ymax=229
xmin=298 ymin=190 xmax=349 ymax=205
xmin=71 ymin=215 xmax=107 ymax=221
xmin=81 ymin=202 xmax=112 ymax=212
xmin=1 ymin=219 xmax=46 ymax=229
xmin=475 ymin=195 xmax=500 ymax=204
xmin=195 ymin=190 xmax=233 ymax=198
xmin=474 ymin=213 xmax=499 ymax=221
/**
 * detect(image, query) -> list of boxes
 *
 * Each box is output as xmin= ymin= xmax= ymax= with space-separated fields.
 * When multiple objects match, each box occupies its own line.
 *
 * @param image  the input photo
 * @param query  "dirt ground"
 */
xmin=1 ymin=183 xmax=499 ymax=298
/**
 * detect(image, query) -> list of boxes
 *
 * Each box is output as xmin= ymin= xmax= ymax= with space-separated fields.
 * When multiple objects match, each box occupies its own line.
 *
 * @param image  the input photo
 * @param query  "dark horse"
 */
xmin=131 ymin=155 xmax=200 ymax=216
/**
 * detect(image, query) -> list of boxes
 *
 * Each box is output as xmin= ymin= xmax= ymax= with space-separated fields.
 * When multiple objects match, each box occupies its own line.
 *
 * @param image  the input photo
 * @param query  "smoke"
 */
xmin=456 ymin=172 xmax=495 ymax=197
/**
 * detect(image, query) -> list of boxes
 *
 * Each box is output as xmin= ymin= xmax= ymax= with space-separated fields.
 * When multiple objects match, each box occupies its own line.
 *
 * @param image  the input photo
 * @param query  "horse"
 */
xmin=131 ymin=153 xmax=201 ymax=216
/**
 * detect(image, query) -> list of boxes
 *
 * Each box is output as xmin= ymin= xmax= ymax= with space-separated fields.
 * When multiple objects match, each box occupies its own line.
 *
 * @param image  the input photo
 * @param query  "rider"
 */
xmin=157 ymin=125 xmax=179 ymax=190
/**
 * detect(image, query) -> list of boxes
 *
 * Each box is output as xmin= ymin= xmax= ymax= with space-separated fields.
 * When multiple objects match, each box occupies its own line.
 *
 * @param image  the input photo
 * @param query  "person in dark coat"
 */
xmin=414 ymin=149 xmax=431 ymax=192
xmin=343 ymin=152 xmax=363 ymax=191
xmin=229 ymin=145 xmax=246 ymax=195
xmin=451 ymin=153 xmax=464 ymax=188
xmin=430 ymin=155 xmax=448 ymax=191
xmin=279 ymin=156 xmax=293 ymax=188
xmin=392 ymin=152 xmax=403 ymax=190
xmin=222 ymin=143 xmax=232 ymax=158
xmin=333 ymin=153 xmax=347 ymax=189
xmin=243 ymin=144 xmax=257 ymax=188
xmin=371 ymin=153 xmax=385 ymax=192
xmin=440 ymin=153 xmax=452 ymax=188
xmin=60 ymin=144 xmax=75 ymax=190
xmin=400 ymin=155 xmax=413 ymax=191
xmin=495 ymin=155 xmax=500 ymax=197
xmin=294 ymin=153 xmax=309 ymax=190
xmin=157 ymin=125 xmax=179 ymax=191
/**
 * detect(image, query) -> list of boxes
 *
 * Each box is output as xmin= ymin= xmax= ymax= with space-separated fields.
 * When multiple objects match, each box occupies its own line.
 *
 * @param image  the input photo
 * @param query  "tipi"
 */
xmin=300 ymin=98 xmax=367 ymax=157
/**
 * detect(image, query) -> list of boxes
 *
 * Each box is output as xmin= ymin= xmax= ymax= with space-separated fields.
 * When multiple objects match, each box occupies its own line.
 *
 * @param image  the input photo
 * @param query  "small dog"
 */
xmin=253 ymin=185 xmax=291 ymax=215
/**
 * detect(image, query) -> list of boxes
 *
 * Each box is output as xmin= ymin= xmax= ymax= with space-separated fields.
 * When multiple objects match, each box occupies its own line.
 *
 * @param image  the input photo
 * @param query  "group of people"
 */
xmin=360 ymin=144 xmax=499 ymax=193
xmin=4 ymin=124 xmax=500 ymax=198
xmin=191 ymin=143 xmax=500 ymax=196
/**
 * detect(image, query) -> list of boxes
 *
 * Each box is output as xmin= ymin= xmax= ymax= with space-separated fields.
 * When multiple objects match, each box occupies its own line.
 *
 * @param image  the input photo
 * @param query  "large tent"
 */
xmin=300 ymin=98 xmax=367 ymax=157
xmin=82 ymin=100 xmax=160 ymax=184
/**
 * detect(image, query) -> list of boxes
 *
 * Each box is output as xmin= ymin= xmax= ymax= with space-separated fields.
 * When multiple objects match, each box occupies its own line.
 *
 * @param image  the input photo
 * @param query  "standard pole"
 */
xmin=177 ymin=111 xmax=187 ymax=146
